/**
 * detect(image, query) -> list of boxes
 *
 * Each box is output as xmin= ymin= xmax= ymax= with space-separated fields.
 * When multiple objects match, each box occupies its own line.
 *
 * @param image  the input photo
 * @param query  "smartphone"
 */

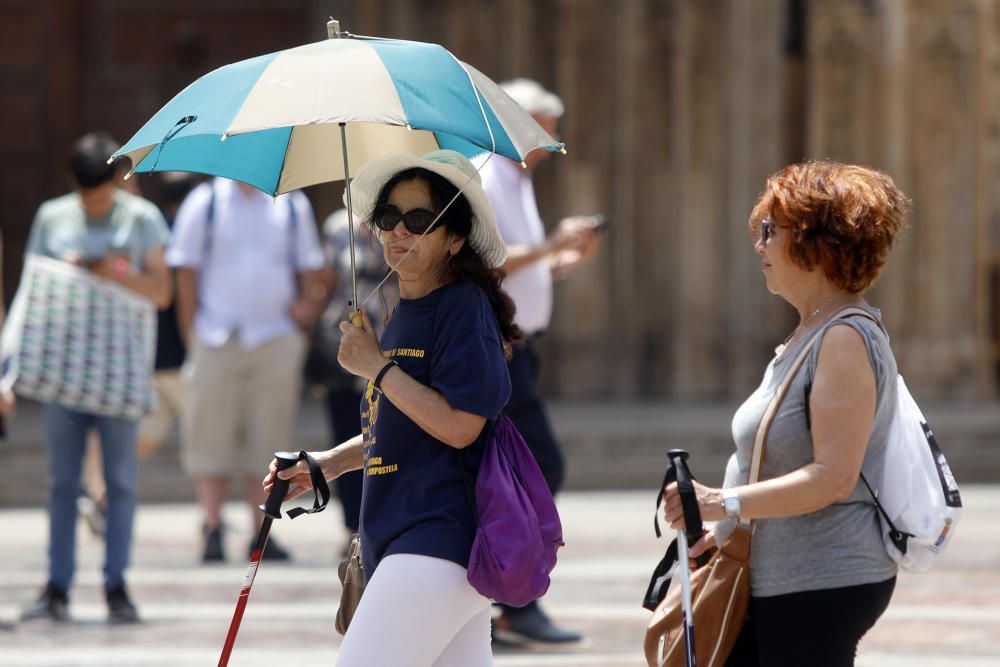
xmin=591 ymin=214 xmax=611 ymax=233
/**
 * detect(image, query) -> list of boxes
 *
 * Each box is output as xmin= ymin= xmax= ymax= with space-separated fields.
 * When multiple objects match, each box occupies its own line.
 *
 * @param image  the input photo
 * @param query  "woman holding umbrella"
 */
xmin=264 ymin=149 xmax=518 ymax=666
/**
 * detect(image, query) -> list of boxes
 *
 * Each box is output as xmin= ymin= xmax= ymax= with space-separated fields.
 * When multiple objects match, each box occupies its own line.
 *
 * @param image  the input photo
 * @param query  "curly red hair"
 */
xmin=749 ymin=161 xmax=910 ymax=293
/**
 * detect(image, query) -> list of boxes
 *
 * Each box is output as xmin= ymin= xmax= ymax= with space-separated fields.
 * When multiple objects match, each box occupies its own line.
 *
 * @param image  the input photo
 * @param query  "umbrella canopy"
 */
xmin=112 ymin=33 xmax=563 ymax=196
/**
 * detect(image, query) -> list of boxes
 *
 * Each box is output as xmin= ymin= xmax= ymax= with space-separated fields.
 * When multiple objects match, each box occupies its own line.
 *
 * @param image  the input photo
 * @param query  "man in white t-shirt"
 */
xmin=168 ymin=178 xmax=325 ymax=563
xmin=478 ymin=78 xmax=602 ymax=645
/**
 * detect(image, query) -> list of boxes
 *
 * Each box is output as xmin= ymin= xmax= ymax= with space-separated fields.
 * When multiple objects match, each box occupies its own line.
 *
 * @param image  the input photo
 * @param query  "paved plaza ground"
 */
xmin=1 ymin=486 xmax=998 ymax=666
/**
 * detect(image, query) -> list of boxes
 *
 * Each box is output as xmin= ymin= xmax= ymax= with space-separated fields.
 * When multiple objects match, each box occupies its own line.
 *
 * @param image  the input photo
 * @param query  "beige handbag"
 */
xmin=335 ymin=533 xmax=365 ymax=635
xmin=644 ymin=327 xmax=823 ymax=667
xmin=644 ymin=524 xmax=751 ymax=667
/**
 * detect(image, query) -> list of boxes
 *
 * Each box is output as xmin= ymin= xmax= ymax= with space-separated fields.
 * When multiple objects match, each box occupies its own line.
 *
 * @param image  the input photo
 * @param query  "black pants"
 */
xmin=324 ymin=386 xmax=363 ymax=532
xmin=503 ymin=340 xmax=565 ymax=495
xmin=499 ymin=340 xmax=565 ymax=617
xmin=725 ymin=577 xmax=896 ymax=667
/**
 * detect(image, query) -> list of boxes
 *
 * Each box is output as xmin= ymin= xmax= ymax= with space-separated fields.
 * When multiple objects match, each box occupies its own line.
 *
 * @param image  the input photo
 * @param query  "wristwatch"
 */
xmin=722 ymin=489 xmax=742 ymax=520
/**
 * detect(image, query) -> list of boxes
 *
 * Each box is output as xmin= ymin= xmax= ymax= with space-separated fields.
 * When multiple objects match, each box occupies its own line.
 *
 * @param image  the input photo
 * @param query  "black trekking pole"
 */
xmin=217 ymin=451 xmax=299 ymax=667
xmin=667 ymin=449 xmax=703 ymax=667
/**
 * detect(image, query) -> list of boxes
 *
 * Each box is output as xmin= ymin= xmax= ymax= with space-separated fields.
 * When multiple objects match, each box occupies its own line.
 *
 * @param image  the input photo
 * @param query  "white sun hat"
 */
xmin=347 ymin=149 xmax=508 ymax=268
xmin=500 ymin=78 xmax=564 ymax=119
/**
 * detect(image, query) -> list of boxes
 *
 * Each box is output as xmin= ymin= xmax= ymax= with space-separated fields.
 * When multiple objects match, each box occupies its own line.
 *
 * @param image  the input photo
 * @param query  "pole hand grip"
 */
xmin=667 ymin=449 xmax=710 ymax=567
xmin=260 ymin=451 xmax=301 ymax=519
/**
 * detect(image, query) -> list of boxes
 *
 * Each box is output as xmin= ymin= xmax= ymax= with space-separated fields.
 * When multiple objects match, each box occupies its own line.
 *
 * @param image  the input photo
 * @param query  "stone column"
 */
xmin=892 ymin=0 xmax=993 ymax=397
xmin=988 ymin=2 xmax=1000 ymax=381
xmin=669 ymin=0 xmax=786 ymax=399
xmin=725 ymin=0 xmax=788 ymax=395
xmin=622 ymin=0 xmax=683 ymax=397
xmin=806 ymin=0 xmax=995 ymax=399
xmin=543 ymin=0 xmax=617 ymax=398
xmin=669 ymin=0 xmax=734 ymax=398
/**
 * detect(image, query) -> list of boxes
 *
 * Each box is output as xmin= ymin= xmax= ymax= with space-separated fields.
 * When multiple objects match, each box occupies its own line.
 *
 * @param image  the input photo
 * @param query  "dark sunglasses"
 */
xmin=373 ymin=205 xmax=440 ymax=234
xmin=760 ymin=219 xmax=776 ymax=246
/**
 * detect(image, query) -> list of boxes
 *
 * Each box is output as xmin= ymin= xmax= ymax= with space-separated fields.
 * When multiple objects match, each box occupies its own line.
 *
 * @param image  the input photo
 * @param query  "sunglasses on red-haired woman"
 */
xmin=760 ymin=219 xmax=776 ymax=246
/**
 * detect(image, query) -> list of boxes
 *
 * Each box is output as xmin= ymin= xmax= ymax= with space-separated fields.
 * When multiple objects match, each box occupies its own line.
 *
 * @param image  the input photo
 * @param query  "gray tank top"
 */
xmin=718 ymin=304 xmax=898 ymax=597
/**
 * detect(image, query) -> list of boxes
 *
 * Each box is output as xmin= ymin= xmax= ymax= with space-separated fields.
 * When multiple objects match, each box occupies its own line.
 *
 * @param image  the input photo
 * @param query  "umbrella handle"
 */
xmin=348 ymin=308 xmax=363 ymax=328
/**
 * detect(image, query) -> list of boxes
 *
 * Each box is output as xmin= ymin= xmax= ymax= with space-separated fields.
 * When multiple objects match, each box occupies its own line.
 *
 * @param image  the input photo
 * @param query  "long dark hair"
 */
xmin=369 ymin=168 xmax=523 ymax=358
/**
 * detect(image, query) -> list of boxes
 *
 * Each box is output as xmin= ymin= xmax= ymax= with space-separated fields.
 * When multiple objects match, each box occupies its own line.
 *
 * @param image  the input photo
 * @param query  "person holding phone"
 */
xmin=476 ymin=77 xmax=603 ymax=645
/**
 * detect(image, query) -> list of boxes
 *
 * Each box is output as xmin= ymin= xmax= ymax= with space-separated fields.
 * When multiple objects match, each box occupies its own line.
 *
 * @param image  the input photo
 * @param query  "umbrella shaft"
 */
xmin=340 ymin=122 xmax=359 ymax=311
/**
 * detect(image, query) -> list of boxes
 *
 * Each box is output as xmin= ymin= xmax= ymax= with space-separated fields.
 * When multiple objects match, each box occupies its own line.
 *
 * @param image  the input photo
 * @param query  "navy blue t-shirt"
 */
xmin=359 ymin=280 xmax=511 ymax=579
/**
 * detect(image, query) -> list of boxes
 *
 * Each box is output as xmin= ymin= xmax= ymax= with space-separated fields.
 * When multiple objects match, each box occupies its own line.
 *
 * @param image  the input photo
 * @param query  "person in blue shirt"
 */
xmin=19 ymin=133 xmax=171 ymax=625
xmin=264 ymin=150 xmax=517 ymax=666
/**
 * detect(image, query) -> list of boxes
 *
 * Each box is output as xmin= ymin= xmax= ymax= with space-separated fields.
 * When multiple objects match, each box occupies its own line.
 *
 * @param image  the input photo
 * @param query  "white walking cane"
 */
xmin=675 ymin=522 xmax=696 ymax=667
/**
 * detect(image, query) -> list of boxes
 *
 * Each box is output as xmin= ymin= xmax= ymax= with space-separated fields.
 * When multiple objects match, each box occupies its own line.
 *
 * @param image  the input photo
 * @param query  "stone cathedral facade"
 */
xmin=2 ymin=0 xmax=998 ymax=403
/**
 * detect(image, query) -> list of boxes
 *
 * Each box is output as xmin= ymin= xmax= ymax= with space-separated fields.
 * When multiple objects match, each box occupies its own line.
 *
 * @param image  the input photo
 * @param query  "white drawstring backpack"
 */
xmin=836 ymin=308 xmax=963 ymax=573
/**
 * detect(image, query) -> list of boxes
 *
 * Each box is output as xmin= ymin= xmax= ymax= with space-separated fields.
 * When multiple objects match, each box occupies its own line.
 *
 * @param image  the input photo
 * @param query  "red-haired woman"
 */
xmin=663 ymin=162 xmax=909 ymax=666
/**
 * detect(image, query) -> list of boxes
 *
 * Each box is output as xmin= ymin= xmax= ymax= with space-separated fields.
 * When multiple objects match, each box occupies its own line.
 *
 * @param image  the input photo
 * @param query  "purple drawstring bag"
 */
xmin=466 ymin=415 xmax=565 ymax=606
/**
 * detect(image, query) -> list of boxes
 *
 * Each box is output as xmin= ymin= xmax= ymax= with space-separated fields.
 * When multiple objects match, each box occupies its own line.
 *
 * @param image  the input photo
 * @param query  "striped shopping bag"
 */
xmin=0 ymin=255 xmax=157 ymax=419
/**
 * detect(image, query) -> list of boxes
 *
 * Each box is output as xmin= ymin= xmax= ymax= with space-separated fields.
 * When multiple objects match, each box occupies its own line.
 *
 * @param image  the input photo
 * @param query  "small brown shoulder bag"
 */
xmin=643 ymin=330 xmax=821 ymax=667
xmin=335 ymin=533 xmax=365 ymax=635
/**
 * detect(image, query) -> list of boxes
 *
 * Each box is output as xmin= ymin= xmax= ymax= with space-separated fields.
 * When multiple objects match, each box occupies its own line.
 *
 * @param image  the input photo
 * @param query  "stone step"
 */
xmin=2 ymin=489 xmax=1000 ymax=666
xmin=2 ymin=397 xmax=998 ymax=506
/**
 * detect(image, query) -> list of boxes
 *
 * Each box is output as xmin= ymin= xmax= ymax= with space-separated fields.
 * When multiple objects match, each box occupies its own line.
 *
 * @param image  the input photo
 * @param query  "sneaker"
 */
xmin=20 ymin=583 xmax=70 ymax=622
xmin=202 ymin=524 xmax=225 ymax=562
xmin=492 ymin=604 xmax=582 ymax=645
xmin=106 ymin=585 xmax=140 ymax=624
xmin=78 ymin=494 xmax=106 ymax=539
xmin=252 ymin=536 xmax=291 ymax=561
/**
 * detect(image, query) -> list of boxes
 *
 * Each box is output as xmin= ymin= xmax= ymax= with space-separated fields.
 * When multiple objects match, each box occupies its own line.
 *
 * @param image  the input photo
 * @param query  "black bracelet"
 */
xmin=373 ymin=360 xmax=399 ymax=392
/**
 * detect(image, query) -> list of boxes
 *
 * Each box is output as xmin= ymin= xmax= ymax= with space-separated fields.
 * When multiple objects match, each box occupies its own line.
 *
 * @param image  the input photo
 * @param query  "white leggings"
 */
xmin=336 ymin=554 xmax=492 ymax=667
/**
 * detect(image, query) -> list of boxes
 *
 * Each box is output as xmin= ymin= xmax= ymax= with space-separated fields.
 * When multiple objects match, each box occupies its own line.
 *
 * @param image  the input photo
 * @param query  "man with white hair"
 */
xmin=477 ymin=78 xmax=601 ymax=645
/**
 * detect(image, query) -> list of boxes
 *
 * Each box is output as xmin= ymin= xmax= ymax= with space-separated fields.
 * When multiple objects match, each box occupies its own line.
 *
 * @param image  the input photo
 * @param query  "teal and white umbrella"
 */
xmin=113 ymin=22 xmax=561 ymax=196
xmin=113 ymin=20 xmax=563 ymax=310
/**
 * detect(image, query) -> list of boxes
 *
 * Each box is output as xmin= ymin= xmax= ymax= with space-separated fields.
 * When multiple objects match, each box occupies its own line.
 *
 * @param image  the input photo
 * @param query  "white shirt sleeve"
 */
xmin=166 ymin=182 xmax=213 ymax=269
xmin=291 ymin=192 xmax=325 ymax=271
xmin=478 ymin=160 xmax=516 ymax=245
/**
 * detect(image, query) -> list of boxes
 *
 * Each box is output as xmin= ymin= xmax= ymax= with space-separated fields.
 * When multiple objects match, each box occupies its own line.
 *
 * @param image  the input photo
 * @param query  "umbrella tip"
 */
xmin=220 ymin=133 xmax=229 ymax=142
xmin=327 ymin=18 xmax=341 ymax=39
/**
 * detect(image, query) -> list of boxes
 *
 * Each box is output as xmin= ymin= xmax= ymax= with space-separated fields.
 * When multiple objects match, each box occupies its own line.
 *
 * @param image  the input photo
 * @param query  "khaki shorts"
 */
xmin=137 ymin=370 xmax=185 ymax=456
xmin=181 ymin=332 xmax=306 ymax=477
